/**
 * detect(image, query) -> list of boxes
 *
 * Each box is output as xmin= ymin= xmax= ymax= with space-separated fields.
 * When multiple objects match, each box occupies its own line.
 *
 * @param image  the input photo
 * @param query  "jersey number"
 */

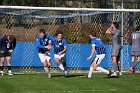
xmin=132 ymin=34 xmax=137 ymax=39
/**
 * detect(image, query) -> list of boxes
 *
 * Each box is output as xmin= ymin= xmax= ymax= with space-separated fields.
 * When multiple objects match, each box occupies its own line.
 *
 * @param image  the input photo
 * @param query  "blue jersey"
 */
xmin=0 ymin=35 xmax=16 ymax=52
xmin=36 ymin=34 xmax=52 ymax=53
xmin=51 ymin=37 xmax=67 ymax=54
xmin=91 ymin=37 xmax=106 ymax=54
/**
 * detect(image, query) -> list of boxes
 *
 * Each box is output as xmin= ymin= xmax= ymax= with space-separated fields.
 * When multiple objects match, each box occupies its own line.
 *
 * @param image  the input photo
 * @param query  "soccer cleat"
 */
xmin=129 ymin=67 xmax=136 ymax=75
xmin=111 ymin=72 xmax=117 ymax=76
xmin=107 ymin=71 xmax=112 ymax=77
xmin=119 ymin=72 xmax=122 ymax=76
xmin=87 ymin=76 xmax=91 ymax=79
xmin=48 ymin=72 xmax=51 ymax=78
xmin=64 ymin=70 xmax=68 ymax=76
xmin=1 ymin=73 xmax=4 ymax=76
xmin=0 ymin=71 xmax=4 ymax=76
xmin=8 ymin=73 xmax=13 ymax=75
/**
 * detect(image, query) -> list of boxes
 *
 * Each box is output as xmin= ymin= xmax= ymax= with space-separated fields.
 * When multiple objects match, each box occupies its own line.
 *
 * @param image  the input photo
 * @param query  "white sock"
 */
xmin=113 ymin=72 xmax=117 ymax=75
xmin=58 ymin=64 xmax=64 ymax=71
xmin=0 ymin=71 xmax=4 ymax=74
xmin=88 ymin=66 xmax=93 ymax=78
xmin=96 ymin=67 xmax=109 ymax=74
xmin=44 ymin=67 xmax=49 ymax=73
xmin=8 ymin=70 xmax=12 ymax=73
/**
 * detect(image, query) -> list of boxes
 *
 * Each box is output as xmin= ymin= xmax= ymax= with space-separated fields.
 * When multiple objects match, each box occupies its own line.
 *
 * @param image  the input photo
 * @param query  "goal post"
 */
xmin=0 ymin=6 xmax=140 ymax=74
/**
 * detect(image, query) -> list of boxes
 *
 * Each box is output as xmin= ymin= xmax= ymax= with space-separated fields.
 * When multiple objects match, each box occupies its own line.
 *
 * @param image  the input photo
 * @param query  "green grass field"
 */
xmin=0 ymin=73 xmax=140 ymax=93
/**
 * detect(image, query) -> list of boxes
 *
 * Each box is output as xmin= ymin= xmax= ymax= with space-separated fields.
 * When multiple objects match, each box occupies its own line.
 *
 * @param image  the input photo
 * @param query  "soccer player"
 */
xmin=51 ymin=32 xmax=67 ymax=76
xmin=36 ymin=29 xmax=52 ymax=78
xmin=129 ymin=26 xmax=140 ymax=75
xmin=87 ymin=34 xmax=111 ymax=78
xmin=0 ymin=35 xmax=16 ymax=76
xmin=106 ymin=22 xmax=122 ymax=76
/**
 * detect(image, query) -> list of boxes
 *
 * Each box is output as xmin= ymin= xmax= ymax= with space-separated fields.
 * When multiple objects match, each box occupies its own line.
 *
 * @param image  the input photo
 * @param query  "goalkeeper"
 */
xmin=0 ymin=35 xmax=16 ymax=76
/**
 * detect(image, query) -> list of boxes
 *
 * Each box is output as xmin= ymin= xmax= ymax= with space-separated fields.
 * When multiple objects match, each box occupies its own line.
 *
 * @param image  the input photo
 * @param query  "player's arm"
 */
xmin=0 ymin=38 xmax=3 ymax=50
xmin=128 ymin=33 xmax=133 ymax=44
xmin=9 ymin=38 xmax=17 ymax=53
xmin=58 ymin=46 xmax=67 ymax=55
xmin=106 ymin=24 xmax=114 ymax=34
xmin=12 ymin=38 xmax=16 ymax=50
xmin=48 ymin=34 xmax=55 ymax=42
xmin=43 ymin=34 xmax=53 ymax=50
xmin=58 ymin=39 xmax=67 ymax=55
xmin=87 ymin=45 xmax=95 ymax=60
xmin=46 ymin=40 xmax=52 ymax=50
xmin=36 ymin=38 xmax=45 ymax=49
xmin=106 ymin=26 xmax=113 ymax=34
xmin=0 ymin=36 xmax=6 ymax=52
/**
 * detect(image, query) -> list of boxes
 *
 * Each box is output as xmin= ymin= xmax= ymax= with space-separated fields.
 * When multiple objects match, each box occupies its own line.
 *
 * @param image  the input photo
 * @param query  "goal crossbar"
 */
xmin=0 ymin=5 xmax=140 ymax=12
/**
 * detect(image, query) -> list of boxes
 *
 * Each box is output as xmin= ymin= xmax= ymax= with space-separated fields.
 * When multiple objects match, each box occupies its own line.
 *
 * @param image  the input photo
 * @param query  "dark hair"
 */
xmin=55 ymin=32 xmax=63 ymax=36
xmin=9 ymin=35 xmax=15 ymax=42
xmin=39 ymin=29 xmax=45 ymax=34
xmin=136 ymin=26 xmax=140 ymax=31
xmin=89 ymin=32 xmax=96 ymax=37
xmin=113 ymin=22 xmax=119 ymax=29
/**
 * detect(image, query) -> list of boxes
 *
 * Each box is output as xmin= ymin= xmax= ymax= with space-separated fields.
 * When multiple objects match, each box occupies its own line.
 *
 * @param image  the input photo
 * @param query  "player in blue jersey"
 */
xmin=36 ymin=29 xmax=52 ymax=78
xmin=129 ymin=26 xmax=140 ymax=75
xmin=106 ymin=22 xmax=122 ymax=76
xmin=87 ymin=34 xmax=111 ymax=78
xmin=0 ymin=35 xmax=16 ymax=76
xmin=51 ymin=32 xmax=67 ymax=76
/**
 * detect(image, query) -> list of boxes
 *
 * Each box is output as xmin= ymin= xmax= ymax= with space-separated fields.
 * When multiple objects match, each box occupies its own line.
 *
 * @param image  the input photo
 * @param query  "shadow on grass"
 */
xmin=103 ymin=76 xmax=120 ymax=79
xmin=51 ymin=74 xmax=86 ymax=78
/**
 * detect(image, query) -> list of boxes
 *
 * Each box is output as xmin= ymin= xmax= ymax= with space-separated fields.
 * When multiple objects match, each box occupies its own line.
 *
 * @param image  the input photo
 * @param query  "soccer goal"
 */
xmin=0 ymin=6 xmax=140 ymax=74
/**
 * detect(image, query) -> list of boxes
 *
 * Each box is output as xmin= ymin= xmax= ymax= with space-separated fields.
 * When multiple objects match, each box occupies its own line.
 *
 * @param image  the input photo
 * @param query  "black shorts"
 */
xmin=131 ymin=51 xmax=140 ymax=57
xmin=0 ymin=52 xmax=11 ymax=58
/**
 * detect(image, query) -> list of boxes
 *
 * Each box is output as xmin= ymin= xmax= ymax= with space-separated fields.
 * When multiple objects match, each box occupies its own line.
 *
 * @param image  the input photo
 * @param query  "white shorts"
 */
xmin=54 ymin=53 xmax=65 ymax=60
xmin=94 ymin=54 xmax=105 ymax=65
xmin=38 ymin=53 xmax=51 ymax=62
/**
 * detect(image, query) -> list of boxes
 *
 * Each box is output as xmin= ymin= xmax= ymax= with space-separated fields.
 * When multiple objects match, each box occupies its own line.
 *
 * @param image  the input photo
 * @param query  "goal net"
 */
xmin=0 ymin=6 xmax=140 ymax=74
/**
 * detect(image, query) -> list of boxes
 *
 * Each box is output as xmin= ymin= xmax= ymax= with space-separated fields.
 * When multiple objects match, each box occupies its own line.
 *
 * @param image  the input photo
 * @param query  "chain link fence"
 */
xmin=0 ymin=0 xmax=140 ymax=74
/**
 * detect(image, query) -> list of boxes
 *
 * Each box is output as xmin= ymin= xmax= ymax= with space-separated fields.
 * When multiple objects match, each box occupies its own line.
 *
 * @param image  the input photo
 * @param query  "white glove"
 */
xmin=0 ymin=50 xmax=4 ymax=53
xmin=9 ymin=50 xmax=13 ymax=53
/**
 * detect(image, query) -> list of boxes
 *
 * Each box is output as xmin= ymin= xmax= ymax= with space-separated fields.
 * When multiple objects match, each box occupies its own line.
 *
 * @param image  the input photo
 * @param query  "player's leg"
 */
xmin=46 ymin=61 xmax=51 ymax=78
xmin=131 ymin=56 xmax=135 ymax=67
xmin=88 ymin=54 xmax=111 ymax=78
xmin=117 ymin=48 xmax=122 ymax=74
xmin=55 ymin=54 xmax=64 ymax=71
xmin=42 ymin=61 xmax=49 ymax=73
xmin=132 ymin=57 xmax=140 ymax=68
xmin=47 ymin=61 xmax=51 ymax=68
xmin=61 ymin=55 xmax=67 ymax=71
xmin=131 ymin=51 xmax=140 ymax=68
xmin=5 ymin=56 xmax=13 ymax=75
xmin=38 ymin=53 xmax=51 ymax=78
xmin=111 ymin=47 xmax=120 ymax=76
xmin=88 ymin=61 xmax=94 ymax=78
xmin=43 ymin=55 xmax=52 ymax=73
xmin=117 ymin=61 xmax=122 ymax=75
xmin=93 ymin=54 xmax=110 ymax=75
xmin=0 ymin=57 xmax=5 ymax=76
xmin=60 ymin=54 xmax=67 ymax=76
xmin=129 ymin=56 xmax=136 ymax=75
xmin=46 ymin=56 xmax=52 ymax=78
xmin=111 ymin=56 xmax=118 ymax=76
xmin=116 ymin=51 xmax=122 ymax=75
xmin=130 ymin=56 xmax=140 ymax=74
